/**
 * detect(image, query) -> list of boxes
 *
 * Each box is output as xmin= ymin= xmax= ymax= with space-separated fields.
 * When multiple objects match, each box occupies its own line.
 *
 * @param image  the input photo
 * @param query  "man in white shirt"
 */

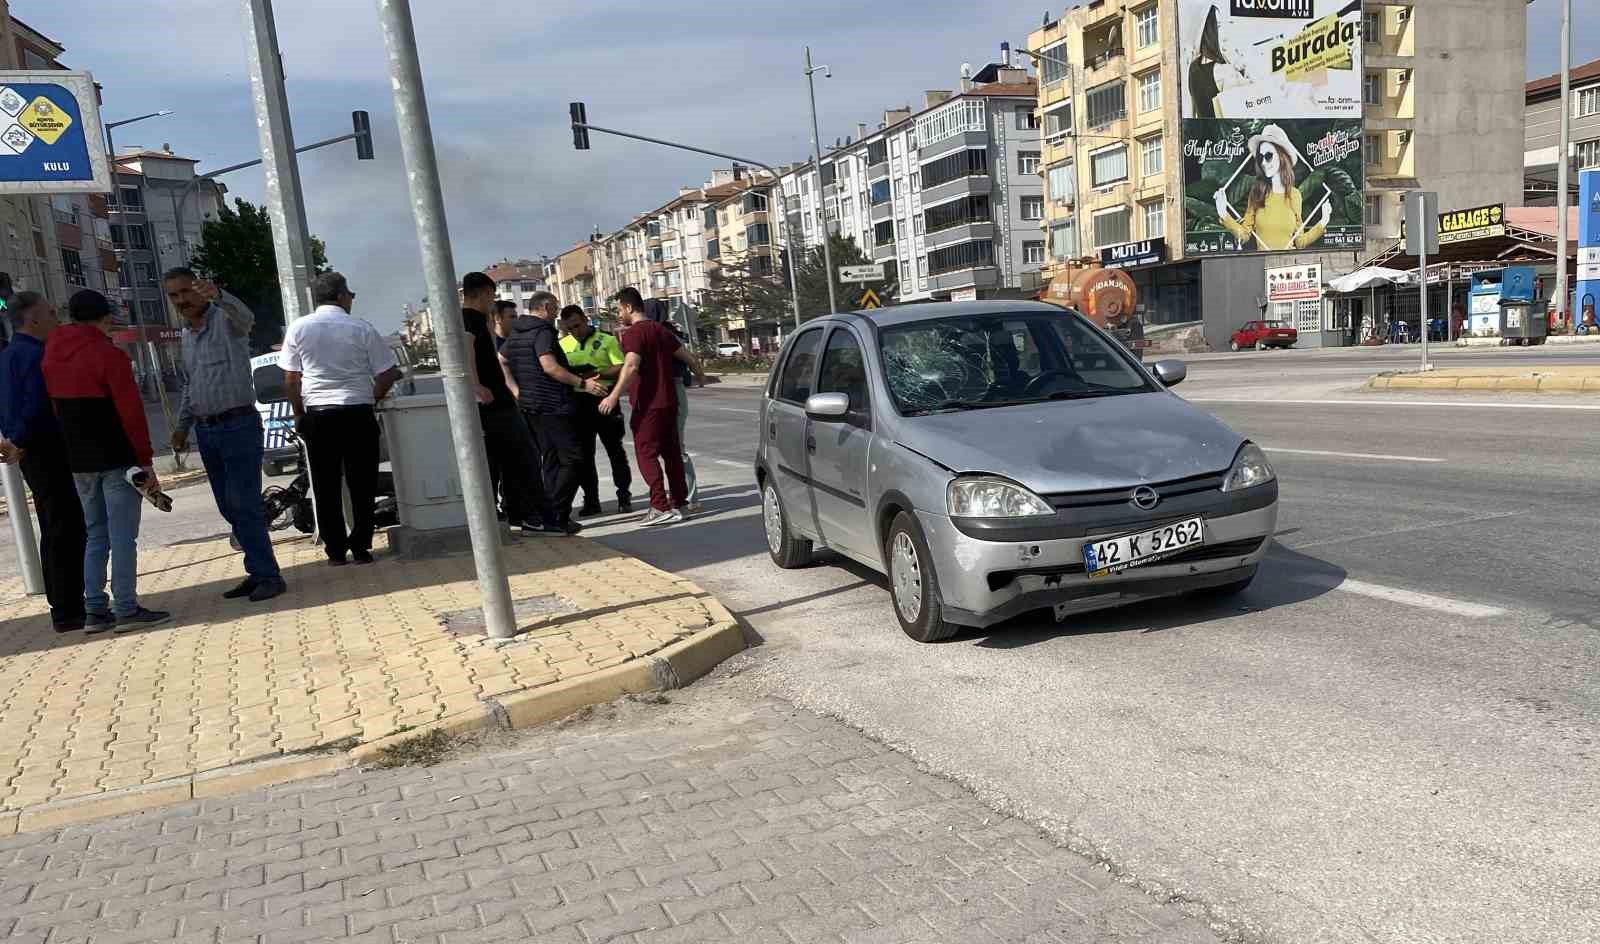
xmin=280 ymin=272 xmax=402 ymax=565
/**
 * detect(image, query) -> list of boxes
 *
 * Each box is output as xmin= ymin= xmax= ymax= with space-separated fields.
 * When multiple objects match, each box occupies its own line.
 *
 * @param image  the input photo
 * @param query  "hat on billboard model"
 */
xmin=1246 ymin=123 xmax=1305 ymax=169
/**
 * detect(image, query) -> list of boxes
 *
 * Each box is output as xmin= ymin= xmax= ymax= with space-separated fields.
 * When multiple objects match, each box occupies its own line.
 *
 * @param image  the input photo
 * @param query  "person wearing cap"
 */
xmin=164 ymin=267 xmax=286 ymax=603
xmin=1212 ymin=124 xmax=1333 ymax=252
xmin=41 ymin=289 xmax=170 ymax=631
xmin=0 ymin=291 xmax=87 ymax=632
xmin=557 ymin=305 xmax=632 ymax=517
xmin=280 ymin=272 xmax=402 ymax=566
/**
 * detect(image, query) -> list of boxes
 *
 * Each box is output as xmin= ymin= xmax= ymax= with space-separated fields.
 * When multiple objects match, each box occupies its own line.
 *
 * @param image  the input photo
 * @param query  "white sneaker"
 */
xmin=643 ymin=508 xmax=684 ymax=527
xmin=638 ymin=508 xmax=666 ymax=527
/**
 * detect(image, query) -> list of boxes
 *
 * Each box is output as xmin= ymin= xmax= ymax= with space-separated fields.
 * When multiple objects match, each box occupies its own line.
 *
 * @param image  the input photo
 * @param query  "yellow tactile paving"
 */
xmin=0 ymin=532 xmax=720 ymax=812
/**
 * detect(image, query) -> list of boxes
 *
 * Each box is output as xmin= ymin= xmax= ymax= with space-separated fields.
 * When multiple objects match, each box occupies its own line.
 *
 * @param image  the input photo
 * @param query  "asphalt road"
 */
xmin=586 ymin=345 xmax=1600 ymax=944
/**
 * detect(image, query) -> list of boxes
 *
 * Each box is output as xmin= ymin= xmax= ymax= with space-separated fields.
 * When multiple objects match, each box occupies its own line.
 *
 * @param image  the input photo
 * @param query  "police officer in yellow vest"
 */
xmin=558 ymin=305 xmax=633 ymax=516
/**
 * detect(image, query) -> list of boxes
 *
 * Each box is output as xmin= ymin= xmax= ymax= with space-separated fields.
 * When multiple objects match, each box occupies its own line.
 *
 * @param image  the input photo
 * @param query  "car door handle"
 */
xmin=806 ymin=434 xmax=816 ymax=454
xmin=768 ymin=422 xmax=776 ymax=440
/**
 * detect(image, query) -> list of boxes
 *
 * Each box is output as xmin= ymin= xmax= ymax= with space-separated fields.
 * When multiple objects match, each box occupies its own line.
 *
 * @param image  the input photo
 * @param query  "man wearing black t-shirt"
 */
xmin=461 ymin=272 xmax=546 ymax=530
xmin=501 ymin=292 xmax=604 ymax=535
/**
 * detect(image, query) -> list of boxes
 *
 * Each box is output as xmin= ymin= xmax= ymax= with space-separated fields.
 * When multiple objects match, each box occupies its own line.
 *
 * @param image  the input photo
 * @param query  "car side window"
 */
xmin=816 ymin=329 xmax=871 ymax=426
xmin=776 ymin=329 xmax=824 ymax=404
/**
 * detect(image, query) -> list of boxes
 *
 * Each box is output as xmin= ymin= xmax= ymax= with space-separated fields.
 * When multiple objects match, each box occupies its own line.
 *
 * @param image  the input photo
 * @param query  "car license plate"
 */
xmin=1082 ymin=517 xmax=1204 ymax=578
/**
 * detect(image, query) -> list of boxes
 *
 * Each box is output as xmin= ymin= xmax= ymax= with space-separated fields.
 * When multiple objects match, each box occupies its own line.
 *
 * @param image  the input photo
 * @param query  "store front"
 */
xmin=1099 ymin=238 xmax=1203 ymax=330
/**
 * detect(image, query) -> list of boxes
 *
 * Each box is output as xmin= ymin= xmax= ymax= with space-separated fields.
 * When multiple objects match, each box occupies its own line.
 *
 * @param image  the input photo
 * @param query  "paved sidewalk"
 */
xmin=0 ymin=531 xmax=735 ymax=830
xmin=0 ymin=683 xmax=1220 ymax=943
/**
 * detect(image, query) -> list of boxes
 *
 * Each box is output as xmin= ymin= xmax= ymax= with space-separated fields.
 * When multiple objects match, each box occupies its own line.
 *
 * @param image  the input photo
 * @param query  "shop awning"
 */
xmin=1326 ymin=267 xmax=1412 ymax=293
xmin=1354 ymin=207 xmax=1578 ymax=274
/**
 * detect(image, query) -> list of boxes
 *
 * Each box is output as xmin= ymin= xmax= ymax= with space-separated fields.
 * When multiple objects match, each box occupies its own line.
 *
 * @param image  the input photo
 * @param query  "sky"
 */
xmin=27 ymin=0 xmax=1599 ymax=333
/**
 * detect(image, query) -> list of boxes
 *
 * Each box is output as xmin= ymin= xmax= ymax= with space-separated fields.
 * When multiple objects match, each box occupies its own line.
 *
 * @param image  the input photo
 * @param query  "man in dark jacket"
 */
xmin=0 ymin=292 xmax=87 ymax=632
xmin=42 ymin=290 xmax=170 ymax=630
xmin=500 ymin=291 xmax=605 ymax=535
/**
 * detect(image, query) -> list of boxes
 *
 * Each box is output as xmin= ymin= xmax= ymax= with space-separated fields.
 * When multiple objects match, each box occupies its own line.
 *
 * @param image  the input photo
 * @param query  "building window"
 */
xmin=920 ymin=148 xmax=989 ymax=189
xmin=139 ymin=299 xmax=165 ymax=324
xmin=705 ymin=238 xmax=719 ymax=259
xmin=1050 ymin=220 xmax=1077 ymax=261
xmin=1085 ymin=80 xmax=1126 ymax=128
xmin=1047 ymin=162 xmax=1076 ymax=205
xmin=869 ymin=179 xmax=892 ymax=206
xmin=874 ymin=219 xmax=895 ymax=244
xmin=1090 ymin=145 xmax=1129 ymax=187
xmin=1137 ymin=70 xmax=1161 ymax=113
xmin=1364 ymin=72 xmax=1383 ymax=105
xmin=1365 ymin=133 xmax=1383 ymax=167
xmin=1363 ymin=10 xmax=1381 ymax=44
xmin=1135 ymin=5 xmax=1159 ymax=49
xmin=109 ymin=223 xmax=125 ymax=247
xmin=927 ymin=239 xmax=994 ymax=276
xmin=1365 ymin=194 xmax=1383 ymax=226
xmin=743 ymin=192 xmax=768 ymax=213
xmin=1019 ymin=151 xmax=1041 ymax=175
xmin=840 ymin=196 xmax=854 ymax=220
xmin=1020 ymin=196 xmax=1045 ymax=221
xmin=135 ymin=261 xmax=157 ymax=285
xmin=924 ymin=195 xmax=991 ymax=233
xmin=118 ymin=186 xmax=143 ymax=210
xmin=1040 ymin=43 xmax=1068 ymax=87
xmin=1139 ymin=136 xmax=1163 ymax=178
xmin=753 ymin=255 xmax=774 ymax=275
xmin=1093 ymin=207 xmax=1131 ymax=248
xmin=745 ymin=223 xmax=771 ymax=246
xmin=1015 ymin=106 xmax=1040 ymax=130
xmin=1141 ymin=199 xmax=1165 ymax=240
xmin=61 ymin=248 xmax=86 ymax=286
xmin=1023 ymin=241 xmax=1046 ymax=265
xmin=1578 ymin=88 xmax=1600 ymax=119
xmin=867 ymin=140 xmax=889 ymax=166
xmin=1575 ymin=139 xmax=1600 ymax=169
xmin=1044 ymin=102 xmax=1073 ymax=138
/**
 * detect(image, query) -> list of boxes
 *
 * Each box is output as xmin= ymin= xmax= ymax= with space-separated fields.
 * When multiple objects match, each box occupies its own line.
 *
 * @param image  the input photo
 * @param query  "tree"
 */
xmin=188 ymin=198 xmax=330 ymax=354
xmin=793 ymin=233 xmax=893 ymax=314
xmin=697 ymin=250 xmax=791 ymax=337
xmin=697 ymin=233 xmax=895 ymax=337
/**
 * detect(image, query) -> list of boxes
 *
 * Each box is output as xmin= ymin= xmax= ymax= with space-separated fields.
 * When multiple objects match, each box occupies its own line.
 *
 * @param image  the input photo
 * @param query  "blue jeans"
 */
xmin=74 ymin=469 xmax=143 ymax=617
xmin=196 ymin=411 xmax=281 ymax=579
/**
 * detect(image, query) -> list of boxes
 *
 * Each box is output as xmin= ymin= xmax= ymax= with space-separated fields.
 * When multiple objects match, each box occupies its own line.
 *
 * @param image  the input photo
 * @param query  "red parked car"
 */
xmin=1230 ymin=320 xmax=1298 ymax=351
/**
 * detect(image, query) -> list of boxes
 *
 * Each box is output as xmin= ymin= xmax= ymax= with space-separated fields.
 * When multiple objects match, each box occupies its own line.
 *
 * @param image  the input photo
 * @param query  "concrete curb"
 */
xmin=1368 ymin=373 xmax=1600 ymax=393
xmin=1 ymin=597 xmax=745 ymax=836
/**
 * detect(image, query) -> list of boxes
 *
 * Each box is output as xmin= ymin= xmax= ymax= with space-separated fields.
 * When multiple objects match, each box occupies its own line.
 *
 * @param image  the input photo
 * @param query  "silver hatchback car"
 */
xmin=755 ymin=301 xmax=1278 ymax=642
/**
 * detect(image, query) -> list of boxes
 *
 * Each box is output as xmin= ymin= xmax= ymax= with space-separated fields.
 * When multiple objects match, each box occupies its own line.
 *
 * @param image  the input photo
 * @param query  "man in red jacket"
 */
xmin=42 ymin=290 xmax=170 ymax=631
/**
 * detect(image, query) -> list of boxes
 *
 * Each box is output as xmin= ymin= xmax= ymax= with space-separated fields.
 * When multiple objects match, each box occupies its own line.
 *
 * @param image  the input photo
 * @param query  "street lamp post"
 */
xmin=1555 ymin=0 xmax=1572 ymax=331
xmin=569 ymin=106 xmax=804 ymax=330
xmin=804 ymin=47 xmax=838 ymax=314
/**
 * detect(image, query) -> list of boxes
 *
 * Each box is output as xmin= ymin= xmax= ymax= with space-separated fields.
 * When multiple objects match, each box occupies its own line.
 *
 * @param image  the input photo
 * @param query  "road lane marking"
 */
xmin=1291 ymin=575 xmax=1506 ymax=618
xmin=710 ymin=407 xmax=758 ymax=414
xmin=1263 ymin=447 xmax=1443 ymax=463
xmin=1189 ymin=397 xmax=1600 ymax=412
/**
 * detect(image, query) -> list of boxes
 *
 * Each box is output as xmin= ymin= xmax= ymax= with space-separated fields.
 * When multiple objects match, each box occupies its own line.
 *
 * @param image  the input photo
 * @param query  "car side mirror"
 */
xmin=1152 ymin=359 xmax=1186 ymax=388
xmin=804 ymin=392 xmax=851 ymax=419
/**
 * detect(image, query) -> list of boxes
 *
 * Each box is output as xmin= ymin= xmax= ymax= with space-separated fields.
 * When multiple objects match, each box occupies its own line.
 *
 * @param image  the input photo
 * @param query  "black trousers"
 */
xmin=301 ymin=404 xmax=380 ymax=557
xmin=19 ymin=436 xmax=86 ymax=624
xmin=482 ymin=406 xmax=549 ymax=525
xmin=526 ymin=411 xmax=583 ymax=526
xmin=575 ymin=397 xmax=632 ymax=506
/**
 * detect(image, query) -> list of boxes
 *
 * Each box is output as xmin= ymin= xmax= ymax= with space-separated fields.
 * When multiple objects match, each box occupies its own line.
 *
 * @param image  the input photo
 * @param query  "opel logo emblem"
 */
xmin=1130 ymin=486 xmax=1160 ymax=510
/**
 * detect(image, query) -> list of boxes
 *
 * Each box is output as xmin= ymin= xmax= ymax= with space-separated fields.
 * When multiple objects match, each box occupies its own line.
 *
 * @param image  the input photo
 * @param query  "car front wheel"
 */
xmin=1229 ymin=339 xmax=1241 ymax=352
xmin=762 ymin=480 xmax=812 ymax=569
xmin=885 ymin=512 xmax=960 ymax=643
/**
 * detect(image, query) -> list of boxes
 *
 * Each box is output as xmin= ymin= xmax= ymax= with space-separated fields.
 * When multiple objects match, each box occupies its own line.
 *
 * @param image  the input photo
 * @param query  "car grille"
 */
xmin=986 ymin=537 xmax=1267 ymax=592
xmin=1042 ymin=471 xmax=1228 ymax=510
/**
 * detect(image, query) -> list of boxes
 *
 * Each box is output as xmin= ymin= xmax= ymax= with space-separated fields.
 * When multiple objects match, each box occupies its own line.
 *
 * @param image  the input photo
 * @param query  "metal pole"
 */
xmin=242 ymin=0 xmax=316 ymax=326
xmin=1419 ymin=249 xmax=1430 ymax=368
xmin=804 ymin=47 xmax=838 ymax=314
xmin=374 ymin=0 xmax=517 ymax=641
xmin=1555 ymin=0 xmax=1572 ymax=331
xmin=574 ymin=121 xmax=805 ymax=328
xmin=2 ymin=462 xmax=43 ymax=594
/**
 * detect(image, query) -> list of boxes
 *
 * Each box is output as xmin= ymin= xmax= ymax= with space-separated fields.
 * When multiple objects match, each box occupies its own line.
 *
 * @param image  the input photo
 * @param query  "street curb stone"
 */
xmin=1368 ymin=370 xmax=1600 ymax=393
xmin=16 ymin=776 xmax=193 ymax=833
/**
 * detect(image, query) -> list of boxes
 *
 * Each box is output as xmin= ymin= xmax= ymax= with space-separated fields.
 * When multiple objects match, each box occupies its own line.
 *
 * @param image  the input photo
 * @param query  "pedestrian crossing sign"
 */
xmin=859 ymin=289 xmax=881 ymax=310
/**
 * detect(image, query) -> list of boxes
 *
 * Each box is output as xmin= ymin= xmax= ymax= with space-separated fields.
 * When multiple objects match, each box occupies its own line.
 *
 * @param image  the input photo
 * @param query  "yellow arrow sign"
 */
xmin=859 ymin=288 xmax=881 ymax=310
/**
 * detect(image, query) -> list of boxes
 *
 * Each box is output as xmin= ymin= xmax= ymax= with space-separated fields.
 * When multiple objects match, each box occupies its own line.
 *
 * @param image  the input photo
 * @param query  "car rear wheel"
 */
xmin=762 ymin=480 xmax=812 ymax=569
xmin=1255 ymin=340 xmax=1267 ymax=351
xmin=885 ymin=512 xmax=960 ymax=643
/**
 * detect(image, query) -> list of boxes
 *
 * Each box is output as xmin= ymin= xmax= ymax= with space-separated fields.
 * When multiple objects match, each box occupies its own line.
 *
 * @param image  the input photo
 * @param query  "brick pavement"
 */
xmin=0 ymin=532 xmax=729 ymax=819
xmin=0 ymin=685 xmax=1222 ymax=943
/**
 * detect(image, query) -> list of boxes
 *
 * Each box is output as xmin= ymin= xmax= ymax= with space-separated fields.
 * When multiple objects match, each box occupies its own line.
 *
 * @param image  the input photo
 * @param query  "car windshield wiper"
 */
xmin=1042 ymin=388 xmax=1128 ymax=401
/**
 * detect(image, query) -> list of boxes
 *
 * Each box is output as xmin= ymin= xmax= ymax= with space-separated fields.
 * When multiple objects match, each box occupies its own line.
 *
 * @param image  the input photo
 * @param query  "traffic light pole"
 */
xmin=570 ymin=113 xmax=804 ymax=330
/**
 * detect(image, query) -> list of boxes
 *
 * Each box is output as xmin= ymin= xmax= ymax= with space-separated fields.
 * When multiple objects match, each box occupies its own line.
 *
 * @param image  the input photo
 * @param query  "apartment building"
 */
xmin=1028 ymin=0 xmax=1528 ymax=350
xmin=484 ymin=258 xmax=550 ymax=311
xmin=707 ymin=173 xmax=784 ymax=346
xmin=0 ymin=13 xmax=75 ymax=306
xmin=553 ymin=242 xmax=597 ymax=313
xmin=1524 ymin=57 xmax=1600 ymax=206
xmin=775 ymin=62 xmax=1045 ymax=305
xmin=108 ymin=147 xmax=227 ymax=326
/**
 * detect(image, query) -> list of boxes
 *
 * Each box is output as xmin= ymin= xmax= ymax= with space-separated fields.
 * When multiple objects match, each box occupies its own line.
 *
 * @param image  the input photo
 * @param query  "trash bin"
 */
xmin=1499 ymin=298 xmax=1549 ymax=346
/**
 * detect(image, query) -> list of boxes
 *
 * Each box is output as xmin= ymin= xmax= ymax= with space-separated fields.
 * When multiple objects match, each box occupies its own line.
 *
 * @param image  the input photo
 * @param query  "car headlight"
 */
xmin=1220 ymin=443 xmax=1275 ymax=492
xmin=947 ymin=477 xmax=1054 ymax=518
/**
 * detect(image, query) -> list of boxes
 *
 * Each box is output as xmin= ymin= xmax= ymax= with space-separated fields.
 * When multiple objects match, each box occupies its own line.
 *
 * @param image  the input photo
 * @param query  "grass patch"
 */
xmin=370 ymin=728 xmax=456 ymax=769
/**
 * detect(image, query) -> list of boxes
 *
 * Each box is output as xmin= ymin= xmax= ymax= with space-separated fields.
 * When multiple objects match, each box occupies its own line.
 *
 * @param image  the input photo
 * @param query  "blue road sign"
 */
xmin=0 ymin=71 xmax=109 ymax=195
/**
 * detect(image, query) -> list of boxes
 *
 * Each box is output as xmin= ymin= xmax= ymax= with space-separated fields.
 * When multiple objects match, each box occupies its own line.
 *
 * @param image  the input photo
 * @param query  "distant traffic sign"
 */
xmin=839 ymin=264 xmax=884 ymax=284
xmin=858 ymin=288 xmax=881 ymax=310
xmin=0 ymin=71 xmax=108 ymax=195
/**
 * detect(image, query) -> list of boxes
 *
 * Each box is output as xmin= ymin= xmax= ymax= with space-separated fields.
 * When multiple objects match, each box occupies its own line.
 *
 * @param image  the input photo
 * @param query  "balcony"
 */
xmin=923 ymin=220 xmax=995 ymax=252
xmin=920 ymin=173 xmax=992 ymax=208
xmin=872 ymin=242 xmax=897 ymax=262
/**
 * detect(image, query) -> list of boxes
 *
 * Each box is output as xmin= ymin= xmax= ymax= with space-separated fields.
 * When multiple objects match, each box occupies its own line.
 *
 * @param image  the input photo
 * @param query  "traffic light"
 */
xmin=570 ymin=102 xmax=590 ymax=150
xmin=352 ymin=110 xmax=374 ymax=160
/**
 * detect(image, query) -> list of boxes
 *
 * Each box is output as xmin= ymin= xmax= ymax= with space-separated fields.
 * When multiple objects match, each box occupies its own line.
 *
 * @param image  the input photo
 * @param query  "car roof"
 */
xmin=802 ymin=300 xmax=1079 ymax=332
